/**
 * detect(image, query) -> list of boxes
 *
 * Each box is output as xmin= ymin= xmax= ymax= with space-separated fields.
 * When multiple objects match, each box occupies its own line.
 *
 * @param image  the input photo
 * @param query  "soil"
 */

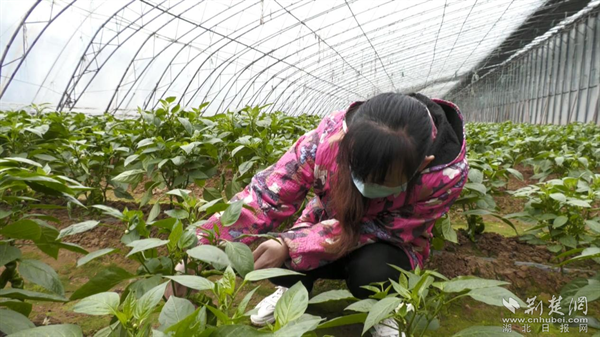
xmin=427 ymin=230 xmax=598 ymax=297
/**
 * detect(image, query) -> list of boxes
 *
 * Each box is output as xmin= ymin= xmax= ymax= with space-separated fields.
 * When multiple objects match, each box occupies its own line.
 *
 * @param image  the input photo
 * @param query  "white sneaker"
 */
xmin=371 ymin=318 xmax=406 ymax=337
xmin=250 ymin=286 xmax=288 ymax=326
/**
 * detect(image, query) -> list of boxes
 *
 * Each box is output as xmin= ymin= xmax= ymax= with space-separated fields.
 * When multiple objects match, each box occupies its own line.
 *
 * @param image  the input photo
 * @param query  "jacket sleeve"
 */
xmin=279 ymin=160 xmax=468 ymax=271
xmin=196 ymin=129 xmax=319 ymax=245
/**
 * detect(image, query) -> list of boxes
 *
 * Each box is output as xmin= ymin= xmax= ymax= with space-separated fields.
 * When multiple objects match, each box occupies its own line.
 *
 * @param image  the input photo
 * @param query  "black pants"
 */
xmin=269 ymin=242 xmax=412 ymax=299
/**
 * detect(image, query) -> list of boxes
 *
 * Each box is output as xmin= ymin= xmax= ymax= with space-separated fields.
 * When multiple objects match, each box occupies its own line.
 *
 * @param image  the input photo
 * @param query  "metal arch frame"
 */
xmin=255 ymin=2 xmax=522 ymax=116
xmin=0 ymin=0 xmax=566 ymax=116
xmin=177 ymin=0 xmax=369 ymax=113
xmin=57 ymin=0 xmax=176 ymax=111
xmin=290 ymin=0 xmax=538 ymax=103
xmin=144 ymin=0 xmax=359 ymax=113
xmin=104 ymin=0 xmax=205 ymax=113
xmin=190 ymin=0 xmax=446 ymax=114
xmin=0 ymin=0 xmax=41 ymax=83
xmin=56 ymin=0 xmax=136 ymax=110
xmin=272 ymin=0 xmax=381 ymax=92
xmin=192 ymin=0 xmax=379 ymax=113
xmin=140 ymin=0 xmax=255 ymax=110
xmin=0 ymin=0 xmax=75 ymax=99
xmin=447 ymin=4 xmax=599 ymax=108
xmin=139 ymin=0 xmax=317 ymax=111
xmin=250 ymin=0 xmax=531 ymax=113
xmin=225 ymin=0 xmax=406 ymax=112
xmin=140 ymin=0 xmax=321 ymax=111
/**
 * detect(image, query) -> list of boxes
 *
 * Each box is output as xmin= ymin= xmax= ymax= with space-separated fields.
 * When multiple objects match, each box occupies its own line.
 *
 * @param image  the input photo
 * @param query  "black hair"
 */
xmin=328 ymin=92 xmax=435 ymax=255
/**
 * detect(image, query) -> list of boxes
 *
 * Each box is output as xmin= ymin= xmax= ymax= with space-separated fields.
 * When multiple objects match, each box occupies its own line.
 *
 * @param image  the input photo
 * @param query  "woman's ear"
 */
xmin=419 ymin=155 xmax=435 ymax=171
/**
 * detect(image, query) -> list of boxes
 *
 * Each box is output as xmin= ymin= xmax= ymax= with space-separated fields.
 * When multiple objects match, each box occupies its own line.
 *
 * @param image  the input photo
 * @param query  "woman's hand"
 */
xmin=253 ymin=238 xmax=289 ymax=270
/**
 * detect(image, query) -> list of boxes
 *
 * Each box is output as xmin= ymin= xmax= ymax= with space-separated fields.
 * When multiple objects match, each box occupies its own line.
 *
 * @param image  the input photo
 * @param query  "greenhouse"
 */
xmin=0 ymin=0 xmax=599 ymax=336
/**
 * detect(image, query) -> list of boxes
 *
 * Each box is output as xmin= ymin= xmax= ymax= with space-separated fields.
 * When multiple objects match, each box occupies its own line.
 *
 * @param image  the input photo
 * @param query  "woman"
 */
xmin=197 ymin=92 xmax=467 ymax=336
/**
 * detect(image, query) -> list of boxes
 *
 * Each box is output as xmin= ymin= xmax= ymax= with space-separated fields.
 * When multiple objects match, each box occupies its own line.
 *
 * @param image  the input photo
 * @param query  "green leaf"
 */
xmin=553 ymin=216 xmax=568 ymax=228
xmin=165 ymin=208 xmax=189 ymax=220
xmin=147 ymin=202 xmax=161 ymax=223
xmin=468 ymin=287 xmax=525 ymax=307
xmin=506 ymin=168 xmax=524 ymax=181
xmin=345 ymin=299 xmax=377 ymax=313
xmin=218 ymin=266 xmax=236 ymax=295
xmin=441 ymin=216 xmax=458 ymax=243
xmin=0 ymin=244 xmax=21 ymax=266
xmin=549 ymin=193 xmax=567 ymax=202
xmin=178 ymin=231 xmax=197 ymax=249
xmin=565 ymin=199 xmax=591 ymax=207
xmin=225 ymin=179 xmax=242 ymax=200
xmin=205 ymin=305 xmax=230 ymax=324
xmin=56 ymin=242 xmax=88 ymax=255
xmin=547 ymin=244 xmax=563 ymax=253
xmin=225 ymin=241 xmax=254 ymax=278
xmin=126 ymin=238 xmax=169 ymax=257
xmin=558 ymin=235 xmax=578 ymax=248
xmin=237 ymin=286 xmax=260 ymax=316
xmin=362 ymin=297 xmax=402 ymax=335
xmin=586 ymin=220 xmax=600 ymax=233
xmin=221 ymin=200 xmax=244 ymax=227
xmin=437 ymin=277 xmax=510 ymax=293
xmin=197 ymin=198 xmax=223 ymax=212
xmin=239 ymin=161 xmax=255 ymax=175
xmin=7 ymin=324 xmax=83 ymax=337
xmin=180 ymin=142 xmax=199 ymax=155
xmin=164 ymin=275 xmax=214 ymax=291
xmin=112 ymin=169 xmax=145 ymax=184
xmin=468 ymin=169 xmax=484 ymax=184
xmin=231 ymin=145 xmax=246 ymax=157
xmin=33 ymin=154 xmax=57 ymax=162
xmin=187 ymin=245 xmax=230 ymax=267
xmin=309 ymin=289 xmax=355 ymax=304
xmin=464 ymin=183 xmax=486 ymax=195
xmin=4 ymin=157 xmax=42 ymax=167
xmin=77 ymin=248 xmax=117 ymax=267
xmin=70 ymin=266 xmax=134 ymax=300
xmin=57 ymin=220 xmax=100 ymax=239
xmin=0 ymin=219 xmax=41 ymax=240
xmin=134 ymin=282 xmax=168 ymax=320
xmin=275 ymin=317 xmax=321 ymax=337
xmin=92 ymin=205 xmax=124 ymax=219
xmin=317 ymin=313 xmax=367 ymax=329
xmin=244 ymin=268 xmax=304 ymax=282
xmin=34 ymin=225 xmax=60 ymax=259
xmin=0 ymin=209 xmax=12 ymax=219
xmin=212 ymin=325 xmax=270 ymax=337
xmin=178 ymin=117 xmax=193 ymax=136
xmin=164 ymin=306 xmax=209 ymax=335
xmin=203 ymin=187 xmax=222 ymax=201
xmin=0 ymin=308 xmax=35 ymax=334
xmin=574 ymin=282 xmax=600 ymax=302
xmin=275 ymin=282 xmax=309 ymax=326
xmin=124 ymin=154 xmax=139 ymax=167
xmin=453 ymin=325 xmax=523 ymax=336
xmin=159 ymin=296 xmax=195 ymax=330
xmin=18 ymin=259 xmax=64 ymax=296
xmin=73 ymin=292 xmax=120 ymax=315
xmin=0 ymin=300 xmax=32 ymax=317
xmin=152 ymin=218 xmax=177 ymax=231
xmin=0 ymin=288 xmax=67 ymax=302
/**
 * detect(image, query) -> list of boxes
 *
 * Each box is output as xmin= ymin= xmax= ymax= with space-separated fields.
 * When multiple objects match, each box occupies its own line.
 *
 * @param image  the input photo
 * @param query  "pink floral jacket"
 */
xmin=198 ymin=99 xmax=468 ymax=271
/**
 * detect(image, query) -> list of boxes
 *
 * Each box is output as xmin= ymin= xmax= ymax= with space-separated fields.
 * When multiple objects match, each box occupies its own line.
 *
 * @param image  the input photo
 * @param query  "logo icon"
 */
xmin=503 ymin=297 xmax=520 ymax=314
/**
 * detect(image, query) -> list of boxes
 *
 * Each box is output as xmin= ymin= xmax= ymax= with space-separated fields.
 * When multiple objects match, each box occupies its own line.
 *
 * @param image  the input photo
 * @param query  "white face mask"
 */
xmin=351 ymin=172 xmax=407 ymax=199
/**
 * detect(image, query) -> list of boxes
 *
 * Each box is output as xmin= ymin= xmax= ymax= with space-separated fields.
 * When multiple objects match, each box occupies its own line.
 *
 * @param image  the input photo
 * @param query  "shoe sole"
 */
xmin=250 ymin=315 xmax=275 ymax=327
